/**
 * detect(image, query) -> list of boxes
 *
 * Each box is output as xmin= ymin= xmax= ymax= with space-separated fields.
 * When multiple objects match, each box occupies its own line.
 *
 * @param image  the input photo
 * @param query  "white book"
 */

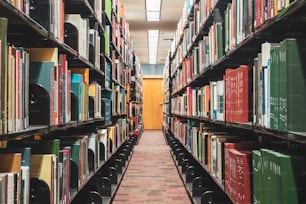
xmin=216 ymin=80 xmax=225 ymax=121
xmin=261 ymin=42 xmax=279 ymax=128
xmin=97 ymin=128 xmax=108 ymax=161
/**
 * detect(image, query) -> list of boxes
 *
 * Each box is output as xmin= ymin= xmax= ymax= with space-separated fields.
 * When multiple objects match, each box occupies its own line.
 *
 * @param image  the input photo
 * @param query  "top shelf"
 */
xmin=0 ymin=0 xmax=106 ymax=70
xmin=171 ymin=0 xmax=306 ymax=95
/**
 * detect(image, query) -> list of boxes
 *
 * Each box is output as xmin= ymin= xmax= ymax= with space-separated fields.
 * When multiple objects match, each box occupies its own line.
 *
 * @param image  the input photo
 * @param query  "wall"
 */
xmin=141 ymin=64 xmax=164 ymax=76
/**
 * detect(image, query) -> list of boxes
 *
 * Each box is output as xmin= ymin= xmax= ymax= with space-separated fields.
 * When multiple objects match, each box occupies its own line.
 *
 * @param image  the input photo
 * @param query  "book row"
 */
xmin=170 ymin=118 xmax=306 ymax=204
xmin=0 ymin=119 xmax=128 ymax=204
xmin=128 ymin=52 xmax=143 ymax=136
xmin=112 ymin=83 xmax=127 ymax=115
xmin=171 ymin=0 xmax=295 ymax=76
xmin=171 ymin=38 xmax=306 ymax=133
xmin=0 ymin=39 xmax=116 ymax=134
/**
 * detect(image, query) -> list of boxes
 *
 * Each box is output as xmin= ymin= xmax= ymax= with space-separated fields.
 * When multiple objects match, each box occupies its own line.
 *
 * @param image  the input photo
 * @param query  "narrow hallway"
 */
xmin=113 ymin=130 xmax=192 ymax=203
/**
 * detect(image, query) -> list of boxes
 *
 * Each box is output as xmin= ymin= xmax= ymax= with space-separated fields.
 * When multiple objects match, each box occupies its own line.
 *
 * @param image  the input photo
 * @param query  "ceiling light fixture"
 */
xmin=148 ymin=29 xmax=159 ymax=64
xmin=146 ymin=0 xmax=161 ymax=21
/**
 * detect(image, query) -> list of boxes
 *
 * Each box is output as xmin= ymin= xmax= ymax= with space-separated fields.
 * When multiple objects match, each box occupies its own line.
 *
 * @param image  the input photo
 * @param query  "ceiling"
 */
xmin=120 ymin=0 xmax=185 ymax=64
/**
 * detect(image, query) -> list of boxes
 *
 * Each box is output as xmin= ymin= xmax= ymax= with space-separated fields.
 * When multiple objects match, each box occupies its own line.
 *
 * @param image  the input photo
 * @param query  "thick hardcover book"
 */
xmin=229 ymin=149 xmax=252 ymax=204
xmin=270 ymin=45 xmax=281 ymax=130
xmin=252 ymin=150 xmax=263 ymax=204
xmin=284 ymin=39 xmax=306 ymax=132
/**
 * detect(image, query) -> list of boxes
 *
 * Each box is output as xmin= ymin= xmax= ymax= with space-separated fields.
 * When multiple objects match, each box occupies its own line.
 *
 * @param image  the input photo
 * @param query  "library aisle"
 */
xmin=113 ymin=130 xmax=192 ymax=203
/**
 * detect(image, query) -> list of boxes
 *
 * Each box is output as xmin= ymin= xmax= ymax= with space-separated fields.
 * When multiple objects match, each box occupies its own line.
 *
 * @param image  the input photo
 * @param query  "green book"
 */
xmin=279 ymin=39 xmax=288 ymax=131
xmin=273 ymin=151 xmax=305 ymax=204
xmin=0 ymin=18 xmax=8 ymax=134
xmin=260 ymin=149 xmax=274 ymax=204
xmin=262 ymin=149 xmax=281 ymax=203
xmin=216 ymin=22 xmax=223 ymax=60
xmin=270 ymin=45 xmax=281 ymax=130
xmin=104 ymin=25 xmax=110 ymax=56
xmin=285 ymin=39 xmax=306 ymax=132
xmin=104 ymin=0 xmax=112 ymax=20
xmin=252 ymin=150 xmax=262 ymax=204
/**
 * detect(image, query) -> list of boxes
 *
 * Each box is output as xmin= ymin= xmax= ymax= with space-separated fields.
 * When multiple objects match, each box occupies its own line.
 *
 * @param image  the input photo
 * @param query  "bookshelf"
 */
xmin=128 ymin=52 xmax=144 ymax=144
xmin=163 ymin=0 xmax=306 ymax=203
xmin=0 ymin=0 xmax=138 ymax=203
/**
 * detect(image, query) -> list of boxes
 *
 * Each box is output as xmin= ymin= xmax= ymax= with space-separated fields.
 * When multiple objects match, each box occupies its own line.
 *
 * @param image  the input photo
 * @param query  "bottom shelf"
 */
xmin=163 ymin=131 xmax=233 ymax=204
xmin=70 ymin=135 xmax=137 ymax=204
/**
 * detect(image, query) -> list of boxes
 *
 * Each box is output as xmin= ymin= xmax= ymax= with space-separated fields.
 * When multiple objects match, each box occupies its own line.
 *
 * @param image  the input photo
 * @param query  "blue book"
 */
xmin=29 ymin=61 xmax=54 ymax=95
xmin=71 ymin=74 xmax=83 ymax=121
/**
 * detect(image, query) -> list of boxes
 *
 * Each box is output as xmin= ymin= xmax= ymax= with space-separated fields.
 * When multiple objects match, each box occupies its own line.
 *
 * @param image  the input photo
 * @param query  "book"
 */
xmin=0 ymin=18 xmax=8 ymax=134
xmin=30 ymin=154 xmax=57 ymax=204
xmin=71 ymin=74 xmax=83 ymax=121
xmin=64 ymin=14 xmax=89 ymax=60
xmin=97 ymin=128 xmax=108 ymax=161
xmin=0 ymin=153 xmax=22 ymax=204
xmin=0 ymin=147 xmax=31 ymax=204
xmin=279 ymin=39 xmax=306 ymax=132
xmin=29 ymin=62 xmax=55 ymax=125
xmin=270 ymin=45 xmax=281 ymax=130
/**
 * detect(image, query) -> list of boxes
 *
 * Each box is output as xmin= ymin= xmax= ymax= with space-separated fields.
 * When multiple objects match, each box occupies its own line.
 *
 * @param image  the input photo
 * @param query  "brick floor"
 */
xmin=113 ymin=130 xmax=192 ymax=204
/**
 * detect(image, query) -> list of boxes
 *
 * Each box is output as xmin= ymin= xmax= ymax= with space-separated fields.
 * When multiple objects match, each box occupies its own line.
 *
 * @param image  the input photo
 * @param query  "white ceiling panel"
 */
xmin=120 ymin=0 xmax=185 ymax=64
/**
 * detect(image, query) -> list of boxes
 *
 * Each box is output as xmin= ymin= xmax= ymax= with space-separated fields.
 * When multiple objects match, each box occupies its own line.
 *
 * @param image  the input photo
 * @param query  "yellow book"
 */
xmin=0 ymin=153 xmax=22 ymax=172
xmin=30 ymin=154 xmax=56 ymax=204
xmin=88 ymin=83 xmax=96 ymax=97
xmin=26 ymin=48 xmax=58 ymax=65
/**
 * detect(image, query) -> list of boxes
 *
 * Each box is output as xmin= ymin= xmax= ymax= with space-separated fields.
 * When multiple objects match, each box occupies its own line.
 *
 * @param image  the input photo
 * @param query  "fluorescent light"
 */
xmin=146 ymin=0 xmax=161 ymax=11
xmin=146 ymin=0 xmax=161 ymax=21
xmin=147 ymin=11 xmax=160 ymax=21
xmin=148 ymin=29 xmax=159 ymax=64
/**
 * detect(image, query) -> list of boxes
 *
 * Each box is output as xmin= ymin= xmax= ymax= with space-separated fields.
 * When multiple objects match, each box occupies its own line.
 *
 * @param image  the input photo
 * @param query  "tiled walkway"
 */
xmin=113 ymin=130 xmax=192 ymax=204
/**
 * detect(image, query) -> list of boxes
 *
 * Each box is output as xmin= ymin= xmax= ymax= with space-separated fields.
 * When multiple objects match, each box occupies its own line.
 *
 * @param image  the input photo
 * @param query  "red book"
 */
xmin=224 ymin=143 xmax=258 ymax=198
xmin=16 ymin=49 xmax=21 ymax=131
xmin=225 ymin=69 xmax=234 ymax=122
xmin=67 ymin=70 xmax=71 ymax=122
xmin=237 ymin=65 xmax=250 ymax=123
xmin=204 ymin=85 xmax=210 ymax=118
xmin=57 ymin=61 xmax=62 ymax=125
xmin=189 ymin=54 xmax=194 ymax=81
xmin=187 ymin=87 xmax=192 ymax=116
xmin=50 ymin=68 xmax=55 ymax=125
xmin=60 ymin=0 xmax=64 ymax=42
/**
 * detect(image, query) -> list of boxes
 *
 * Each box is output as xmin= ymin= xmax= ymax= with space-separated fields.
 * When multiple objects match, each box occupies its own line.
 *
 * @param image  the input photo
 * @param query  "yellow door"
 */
xmin=143 ymin=76 xmax=163 ymax=130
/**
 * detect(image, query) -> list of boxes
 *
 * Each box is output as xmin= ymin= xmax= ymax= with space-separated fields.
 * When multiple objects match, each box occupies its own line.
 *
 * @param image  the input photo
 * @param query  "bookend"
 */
xmin=89 ymin=42 xmax=95 ymax=65
xmin=95 ymin=174 xmax=112 ymax=197
xmin=88 ymin=148 xmax=95 ymax=172
xmin=201 ymin=190 xmax=230 ymax=204
xmin=70 ymin=159 xmax=79 ymax=192
xmin=30 ymin=178 xmax=50 ymax=204
xmin=29 ymin=84 xmax=50 ymax=125
xmin=29 ymin=0 xmax=51 ymax=31
xmin=64 ymin=23 xmax=79 ymax=52
xmin=99 ymin=141 xmax=106 ymax=161
xmin=71 ymin=92 xmax=79 ymax=121
xmin=192 ymin=177 xmax=213 ymax=197
xmin=85 ymin=191 xmax=103 ymax=204
xmin=88 ymin=96 xmax=95 ymax=119
xmin=100 ymin=163 xmax=118 ymax=185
